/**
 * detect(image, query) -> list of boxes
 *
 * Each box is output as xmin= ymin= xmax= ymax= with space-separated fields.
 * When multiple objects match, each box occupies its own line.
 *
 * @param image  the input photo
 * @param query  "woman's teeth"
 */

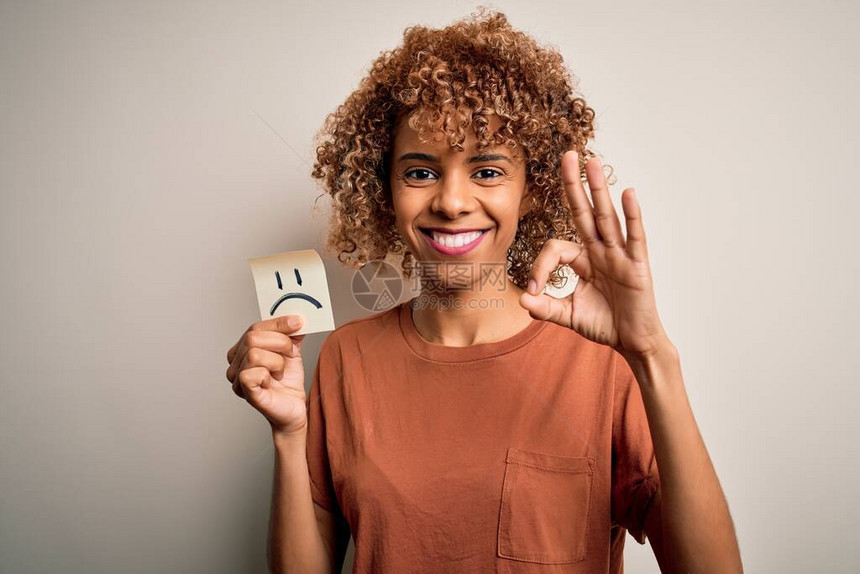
xmin=431 ymin=230 xmax=483 ymax=247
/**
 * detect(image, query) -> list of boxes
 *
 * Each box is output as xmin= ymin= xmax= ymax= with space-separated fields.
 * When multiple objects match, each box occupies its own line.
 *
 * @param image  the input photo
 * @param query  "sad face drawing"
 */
xmin=269 ymin=267 xmax=324 ymax=315
xmin=248 ymin=249 xmax=335 ymax=335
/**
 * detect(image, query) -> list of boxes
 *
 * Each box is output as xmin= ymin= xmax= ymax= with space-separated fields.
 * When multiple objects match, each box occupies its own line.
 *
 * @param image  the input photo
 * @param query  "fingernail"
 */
xmin=528 ymin=279 xmax=537 ymax=294
xmin=288 ymin=316 xmax=301 ymax=328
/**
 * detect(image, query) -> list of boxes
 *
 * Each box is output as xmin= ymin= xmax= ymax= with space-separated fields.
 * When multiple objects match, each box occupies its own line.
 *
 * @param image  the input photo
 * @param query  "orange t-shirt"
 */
xmin=305 ymin=299 xmax=660 ymax=573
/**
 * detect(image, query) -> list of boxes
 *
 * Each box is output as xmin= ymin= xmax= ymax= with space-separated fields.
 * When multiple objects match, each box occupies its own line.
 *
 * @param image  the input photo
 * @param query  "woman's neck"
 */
xmin=410 ymin=279 xmax=535 ymax=347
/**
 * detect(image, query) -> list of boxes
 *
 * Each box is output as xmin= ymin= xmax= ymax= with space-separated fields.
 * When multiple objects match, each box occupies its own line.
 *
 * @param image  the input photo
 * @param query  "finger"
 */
xmin=236 ymin=366 xmax=271 ymax=400
xmin=237 ymin=347 xmax=287 ymax=385
xmin=291 ymin=334 xmax=307 ymax=352
xmin=227 ymin=325 xmax=254 ymax=365
xmin=226 ymin=330 xmax=297 ymax=383
xmin=527 ymin=238 xmax=583 ymax=295
xmin=560 ymin=151 xmax=599 ymax=244
xmin=519 ymin=291 xmax=573 ymax=326
xmin=227 ymin=332 xmax=293 ymax=384
xmin=227 ymin=340 xmax=239 ymax=364
xmin=232 ymin=378 xmax=245 ymax=399
xmin=249 ymin=314 xmax=305 ymax=336
xmin=584 ymin=156 xmax=625 ymax=249
xmin=621 ymin=188 xmax=648 ymax=262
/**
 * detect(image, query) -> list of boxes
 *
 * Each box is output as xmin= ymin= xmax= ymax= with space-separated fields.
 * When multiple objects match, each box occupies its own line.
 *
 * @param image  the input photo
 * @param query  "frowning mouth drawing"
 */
xmin=269 ymin=267 xmax=323 ymax=315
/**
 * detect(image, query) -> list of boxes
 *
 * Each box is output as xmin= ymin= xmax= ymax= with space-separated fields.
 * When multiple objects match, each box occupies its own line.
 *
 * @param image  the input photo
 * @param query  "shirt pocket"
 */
xmin=497 ymin=447 xmax=596 ymax=564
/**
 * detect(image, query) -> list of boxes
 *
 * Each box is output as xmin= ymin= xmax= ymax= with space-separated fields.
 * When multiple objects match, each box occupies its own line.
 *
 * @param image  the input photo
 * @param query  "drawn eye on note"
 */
xmin=269 ymin=267 xmax=324 ymax=315
xmin=248 ymin=249 xmax=335 ymax=335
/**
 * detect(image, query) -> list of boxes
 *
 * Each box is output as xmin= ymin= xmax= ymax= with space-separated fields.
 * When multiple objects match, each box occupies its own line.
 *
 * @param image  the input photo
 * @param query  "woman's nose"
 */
xmin=430 ymin=175 xmax=473 ymax=218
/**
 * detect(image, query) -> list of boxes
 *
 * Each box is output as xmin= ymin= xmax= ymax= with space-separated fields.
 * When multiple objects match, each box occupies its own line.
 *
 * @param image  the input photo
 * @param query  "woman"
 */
xmin=225 ymin=8 xmax=743 ymax=573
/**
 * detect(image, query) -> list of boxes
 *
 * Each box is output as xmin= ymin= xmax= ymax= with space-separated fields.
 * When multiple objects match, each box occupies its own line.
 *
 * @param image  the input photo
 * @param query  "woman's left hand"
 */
xmin=519 ymin=150 xmax=671 ymax=360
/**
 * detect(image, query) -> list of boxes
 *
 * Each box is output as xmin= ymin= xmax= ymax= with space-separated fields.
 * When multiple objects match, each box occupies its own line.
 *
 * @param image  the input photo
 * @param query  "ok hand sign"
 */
xmin=519 ymin=151 xmax=672 ymax=360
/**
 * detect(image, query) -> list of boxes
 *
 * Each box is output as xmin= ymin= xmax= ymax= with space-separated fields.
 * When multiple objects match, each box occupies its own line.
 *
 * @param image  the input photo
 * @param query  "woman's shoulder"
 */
xmin=318 ymin=301 xmax=405 ymax=356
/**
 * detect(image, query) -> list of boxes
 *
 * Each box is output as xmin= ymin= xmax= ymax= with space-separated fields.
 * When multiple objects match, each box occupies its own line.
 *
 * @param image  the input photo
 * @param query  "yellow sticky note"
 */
xmin=247 ymin=249 xmax=335 ymax=335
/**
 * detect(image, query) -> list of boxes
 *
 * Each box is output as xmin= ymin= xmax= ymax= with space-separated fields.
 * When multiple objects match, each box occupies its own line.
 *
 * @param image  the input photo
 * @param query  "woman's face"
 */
xmin=389 ymin=114 xmax=531 ymax=290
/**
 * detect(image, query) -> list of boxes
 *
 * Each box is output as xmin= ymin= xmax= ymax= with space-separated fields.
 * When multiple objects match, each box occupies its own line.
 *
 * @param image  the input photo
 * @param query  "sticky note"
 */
xmin=247 ymin=249 xmax=335 ymax=335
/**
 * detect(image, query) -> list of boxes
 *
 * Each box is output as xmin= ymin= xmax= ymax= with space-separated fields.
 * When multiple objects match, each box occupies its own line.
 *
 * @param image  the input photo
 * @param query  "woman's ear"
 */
xmin=518 ymin=186 xmax=535 ymax=218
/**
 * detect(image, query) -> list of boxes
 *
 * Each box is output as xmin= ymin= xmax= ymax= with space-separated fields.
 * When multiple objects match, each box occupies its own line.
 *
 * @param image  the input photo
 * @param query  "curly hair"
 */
xmin=311 ymin=6 xmax=611 ymax=290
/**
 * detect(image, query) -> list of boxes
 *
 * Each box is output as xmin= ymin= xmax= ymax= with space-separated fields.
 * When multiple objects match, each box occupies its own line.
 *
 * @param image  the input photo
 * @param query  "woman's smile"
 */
xmin=418 ymin=227 xmax=492 ymax=256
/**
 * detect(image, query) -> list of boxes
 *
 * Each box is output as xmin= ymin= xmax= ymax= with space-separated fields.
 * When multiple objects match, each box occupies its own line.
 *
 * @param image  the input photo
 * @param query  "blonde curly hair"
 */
xmin=311 ymin=6 xmax=609 ymax=290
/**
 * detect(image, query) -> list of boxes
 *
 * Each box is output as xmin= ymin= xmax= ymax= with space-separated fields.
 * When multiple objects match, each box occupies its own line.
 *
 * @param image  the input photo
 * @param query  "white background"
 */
xmin=1 ymin=0 xmax=857 ymax=571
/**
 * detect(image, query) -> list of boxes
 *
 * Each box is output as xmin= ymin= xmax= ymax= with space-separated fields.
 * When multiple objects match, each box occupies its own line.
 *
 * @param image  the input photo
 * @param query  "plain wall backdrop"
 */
xmin=1 ymin=0 xmax=857 ymax=572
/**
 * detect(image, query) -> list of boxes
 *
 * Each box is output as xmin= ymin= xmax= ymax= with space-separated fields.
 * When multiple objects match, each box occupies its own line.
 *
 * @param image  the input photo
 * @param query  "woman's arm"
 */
xmin=627 ymin=343 xmax=743 ymax=573
xmin=267 ymin=428 xmax=335 ymax=574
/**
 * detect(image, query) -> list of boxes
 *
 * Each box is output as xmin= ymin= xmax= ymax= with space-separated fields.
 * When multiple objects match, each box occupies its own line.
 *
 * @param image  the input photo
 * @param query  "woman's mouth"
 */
xmin=419 ymin=227 xmax=490 ymax=256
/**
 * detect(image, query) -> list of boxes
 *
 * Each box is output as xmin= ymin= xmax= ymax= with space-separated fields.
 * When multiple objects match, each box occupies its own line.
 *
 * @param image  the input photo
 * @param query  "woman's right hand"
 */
xmin=226 ymin=315 xmax=308 ymax=437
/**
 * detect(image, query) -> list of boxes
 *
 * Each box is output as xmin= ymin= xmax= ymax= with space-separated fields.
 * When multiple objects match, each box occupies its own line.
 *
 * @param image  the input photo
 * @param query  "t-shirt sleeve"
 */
xmin=610 ymin=349 xmax=661 ymax=545
xmin=305 ymin=338 xmax=340 ymax=513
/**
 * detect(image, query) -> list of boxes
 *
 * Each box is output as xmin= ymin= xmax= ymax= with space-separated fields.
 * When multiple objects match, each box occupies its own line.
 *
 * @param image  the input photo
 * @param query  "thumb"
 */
xmin=519 ymin=291 xmax=572 ymax=328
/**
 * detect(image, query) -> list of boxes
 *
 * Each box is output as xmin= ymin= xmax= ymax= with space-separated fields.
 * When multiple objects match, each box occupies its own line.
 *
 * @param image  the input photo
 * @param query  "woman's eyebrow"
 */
xmin=397 ymin=152 xmax=513 ymax=165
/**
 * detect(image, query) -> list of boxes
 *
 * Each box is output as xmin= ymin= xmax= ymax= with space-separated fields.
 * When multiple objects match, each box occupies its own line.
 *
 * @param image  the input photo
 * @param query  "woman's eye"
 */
xmin=403 ymin=168 xmax=502 ymax=182
xmin=475 ymin=168 xmax=503 ymax=179
xmin=404 ymin=168 xmax=436 ymax=181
